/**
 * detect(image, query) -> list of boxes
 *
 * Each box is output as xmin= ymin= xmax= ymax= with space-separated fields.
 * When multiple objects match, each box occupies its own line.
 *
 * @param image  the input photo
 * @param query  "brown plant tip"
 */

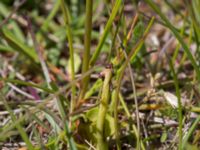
xmin=105 ymin=63 xmax=113 ymax=69
xmin=99 ymin=64 xmax=113 ymax=79
xmin=99 ymin=72 xmax=104 ymax=79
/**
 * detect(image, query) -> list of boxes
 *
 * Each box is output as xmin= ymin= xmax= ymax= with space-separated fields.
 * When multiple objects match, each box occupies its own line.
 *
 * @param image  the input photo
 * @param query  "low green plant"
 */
xmin=1 ymin=0 xmax=200 ymax=149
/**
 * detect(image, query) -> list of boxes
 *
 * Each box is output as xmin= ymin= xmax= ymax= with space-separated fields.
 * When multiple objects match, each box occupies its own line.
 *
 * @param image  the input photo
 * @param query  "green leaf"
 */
xmin=10 ymin=21 xmax=25 ymax=42
xmin=185 ymin=143 xmax=199 ymax=150
xmin=1 ymin=27 xmax=38 ymax=62
xmin=67 ymin=52 xmax=81 ymax=76
xmin=85 ymin=107 xmax=115 ymax=137
xmin=0 ymin=44 xmax=14 ymax=52
xmin=104 ymin=114 xmax=115 ymax=137
xmin=0 ymin=2 xmax=9 ymax=17
xmin=160 ymin=131 xmax=167 ymax=143
xmin=86 ymin=107 xmax=99 ymax=122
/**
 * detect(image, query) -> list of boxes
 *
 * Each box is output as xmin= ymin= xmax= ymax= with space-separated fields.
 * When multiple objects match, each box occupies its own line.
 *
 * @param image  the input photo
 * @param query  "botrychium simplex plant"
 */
xmin=1 ymin=0 xmax=200 ymax=149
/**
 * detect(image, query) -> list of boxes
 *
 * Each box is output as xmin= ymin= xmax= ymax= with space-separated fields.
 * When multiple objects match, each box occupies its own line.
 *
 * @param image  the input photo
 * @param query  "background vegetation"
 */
xmin=0 ymin=0 xmax=200 ymax=149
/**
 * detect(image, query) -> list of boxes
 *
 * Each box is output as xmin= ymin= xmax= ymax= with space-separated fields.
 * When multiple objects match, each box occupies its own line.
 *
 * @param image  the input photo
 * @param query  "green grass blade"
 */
xmin=168 ymin=56 xmax=183 ymax=150
xmin=0 ymin=2 xmax=9 ymax=17
xmin=0 ymin=93 xmax=34 ymax=150
xmin=60 ymin=0 xmax=76 ymax=113
xmin=0 ymin=78 xmax=53 ymax=93
xmin=0 ymin=44 xmax=14 ymax=52
xmin=145 ymin=0 xmax=200 ymax=81
xmin=90 ymin=0 xmax=122 ymax=66
xmin=40 ymin=0 xmax=61 ymax=32
xmin=0 ymin=100 xmax=62 ymax=141
xmin=113 ymin=17 xmax=154 ymax=150
xmin=1 ymin=27 xmax=38 ymax=62
xmin=10 ymin=21 xmax=25 ymax=42
xmin=65 ymin=120 xmax=77 ymax=150
xmin=183 ymin=115 xmax=200 ymax=147
xmin=79 ymin=0 xmax=93 ymax=100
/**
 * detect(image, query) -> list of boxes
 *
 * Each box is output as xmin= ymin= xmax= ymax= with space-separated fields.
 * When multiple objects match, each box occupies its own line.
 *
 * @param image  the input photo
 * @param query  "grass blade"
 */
xmin=0 ymin=78 xmax=53 ymax=93
xmin=145 ymin=0 xmax=200 ymax=81
xmin=183 ymin=115 xmax=200 ymax=148
xmin=168 ymin=55 xmax=183 ymax=150
xmin=60 ymin=0 xmax=76 ymax=113
xmin=79 ymin=0 xmax=93 ymax=100
xmin=90 ymin=0 xmax=122 ymax=66
xmin=0 ymin=93 xmax=34 ymax=150
xmin=1 ymin=27 xmax=38 ymax=62
xmin=113 ymin=17 xmax=154 ymax=150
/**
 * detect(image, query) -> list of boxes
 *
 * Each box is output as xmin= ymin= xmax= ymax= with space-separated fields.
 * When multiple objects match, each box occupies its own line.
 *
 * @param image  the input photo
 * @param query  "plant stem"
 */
xmin=90 ymin=0 xmax=122 ymax=66
xmin=113 ymin=17 xmax=154 ymax=150
xmin=183 ymin=115 xmax=200 ymax=147
xmin=118 ymin=13 xmax=141 ymax=149
xmin=60 ymin=0 xmax=76 ymax=113
xmin=96 ymin=67 xmax=112 ymax=150
xmin=168 ymin=57 xmax=183 ymax=150
xmin=79 ymin=0 xmax=93 ymax=101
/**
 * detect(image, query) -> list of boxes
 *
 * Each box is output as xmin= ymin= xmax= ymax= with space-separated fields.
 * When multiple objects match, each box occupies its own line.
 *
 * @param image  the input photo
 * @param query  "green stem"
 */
xmin=168 ymin=57 xmax=183 ymax=150
xmin=108 ymin=5 xmax=124 ymax=61
xmin=113 ymin=68 xmax=122 ymax=150
xmin=90 ymin=0 xmax=122 ymax=66
xmin=41 ymin=0 xmax=60 ymax=32
xmin=60 ymin=0 xmax=76 ymax=113
xmin=179 ymin=24 xmax=193 ymax=66
xmin=182 ymin=115 xmax=200 ymax=148
xmin=96 ymin=68 xmax=112 ymax=150
xmin=172 ymin=18 xmax=186 ymax=63
xmin=79 ymin=0 xmax=93 ymax=101
xmin=113 ymin=17 xmax=154 ymax=150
